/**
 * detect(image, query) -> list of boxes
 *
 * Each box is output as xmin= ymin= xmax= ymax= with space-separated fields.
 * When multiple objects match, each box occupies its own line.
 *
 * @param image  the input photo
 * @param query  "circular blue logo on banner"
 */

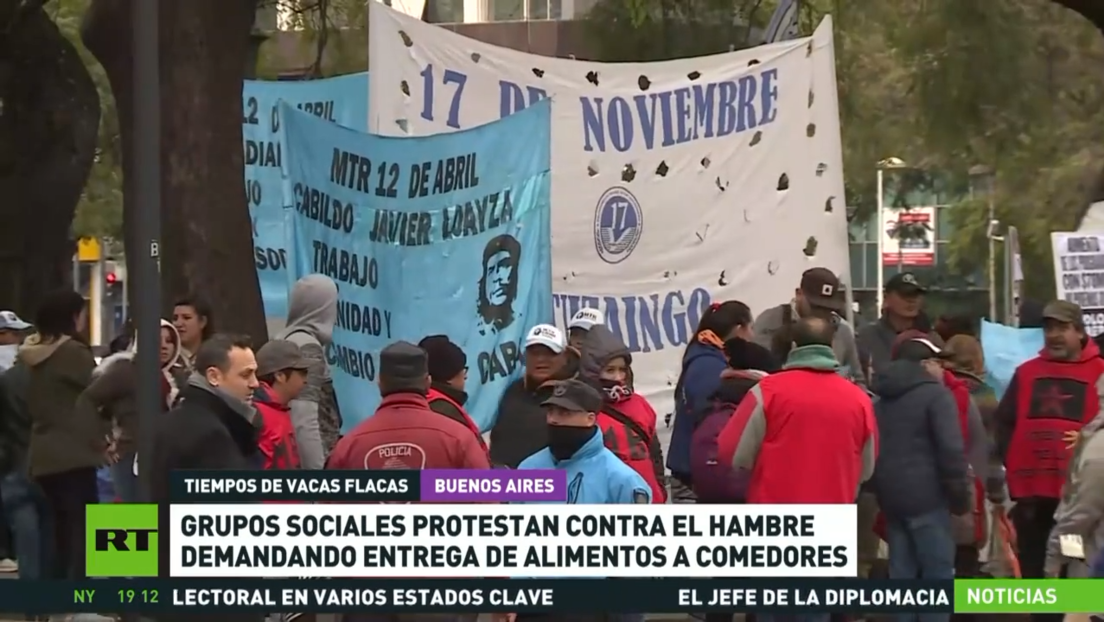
xmin=594 ymin=187 xmax=643 ymax=264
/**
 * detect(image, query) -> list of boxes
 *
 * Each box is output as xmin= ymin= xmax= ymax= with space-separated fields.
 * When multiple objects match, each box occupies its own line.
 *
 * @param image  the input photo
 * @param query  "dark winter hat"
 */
xmin=418 ymin=334 xmax=467 ymax=382
xmin=723 ymin=337 xmax=781 ymax=373
xmin=379 ymin=341 xmax=428 ymax=392
xmin=893 ymin=336 xmax=951 ymax=363
xmin=256 ymin=339 xmax=310 ymax=378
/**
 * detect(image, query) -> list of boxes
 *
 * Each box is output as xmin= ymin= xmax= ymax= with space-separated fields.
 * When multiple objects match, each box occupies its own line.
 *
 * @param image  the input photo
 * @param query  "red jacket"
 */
xmin=717 ymin=355 xmax=876 ymax=504
xmin=327 ymin=392 xmax=491 ymax=471
xmin=427 ymin=387 xmax=488 ymax=454
xmin=598 ymin=393 xmax=667 ymax=503
xmin=1003 ymin=340 xmax=1104 ymax=500
xmin=254 ymin=384 xmax=300 ymax=470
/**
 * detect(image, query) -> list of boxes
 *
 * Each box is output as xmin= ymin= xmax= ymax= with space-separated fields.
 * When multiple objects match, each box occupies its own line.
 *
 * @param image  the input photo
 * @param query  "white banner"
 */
xmin=1051 ymin=232 xmax=1104 ymax=336
xmin=880 ymin=207 xmax=935 ymax=267
xmin=368 ymin=2 xmax=850 ymax=416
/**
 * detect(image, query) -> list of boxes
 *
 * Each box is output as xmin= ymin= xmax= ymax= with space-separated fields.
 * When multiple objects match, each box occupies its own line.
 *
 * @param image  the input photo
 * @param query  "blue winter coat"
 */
xmin=518 ymin=427 xmax=652 ymax=504
xmin=666 ymin=341 xmax=727 ymax=479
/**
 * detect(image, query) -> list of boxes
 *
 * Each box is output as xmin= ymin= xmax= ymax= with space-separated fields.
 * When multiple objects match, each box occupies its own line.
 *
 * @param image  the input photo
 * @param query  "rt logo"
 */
xmin=593 ymin=187 xmax=643 ymax=264
xmin=86 ymin=504 xmax=159 ymax=577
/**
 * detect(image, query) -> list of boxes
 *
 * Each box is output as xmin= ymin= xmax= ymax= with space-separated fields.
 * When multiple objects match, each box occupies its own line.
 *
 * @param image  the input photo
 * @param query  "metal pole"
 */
xmin=987 ymin=191 xmax=998 ymax=321
xmin=875 ymin=169 xmax=885 ymax=312
xmin=98 ymin=237 xmax=111 ymax=345
xmin=133 ymin=0 xmax=162 ymax=504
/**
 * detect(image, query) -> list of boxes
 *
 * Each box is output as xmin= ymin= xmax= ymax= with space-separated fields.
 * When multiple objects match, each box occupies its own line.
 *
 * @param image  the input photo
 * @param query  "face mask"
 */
xmin=547 ymin=425 xmax=595 ymax=461
xmin=600 ymin=378 xmax=631 ymax=402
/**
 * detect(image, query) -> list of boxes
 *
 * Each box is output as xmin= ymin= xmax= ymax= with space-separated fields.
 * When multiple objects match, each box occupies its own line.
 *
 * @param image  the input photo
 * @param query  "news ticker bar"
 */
xmin=6 ymin=579 xmax=1104 ymax=614
xmin=171 ymin=470 xmax=566 ymax=502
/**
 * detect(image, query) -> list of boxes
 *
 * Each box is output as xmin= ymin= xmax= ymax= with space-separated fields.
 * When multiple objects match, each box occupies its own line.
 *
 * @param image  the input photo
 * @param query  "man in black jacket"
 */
xmin=148 ymin=333 xmax=264 ymax=622
xmin=870 ymin=336 xmax=971 ymax=582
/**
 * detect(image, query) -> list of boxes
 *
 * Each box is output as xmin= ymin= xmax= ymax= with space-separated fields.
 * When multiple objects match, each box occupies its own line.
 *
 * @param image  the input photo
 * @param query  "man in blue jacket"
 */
xmin=519 ymin=379 xmax=651 ymax=504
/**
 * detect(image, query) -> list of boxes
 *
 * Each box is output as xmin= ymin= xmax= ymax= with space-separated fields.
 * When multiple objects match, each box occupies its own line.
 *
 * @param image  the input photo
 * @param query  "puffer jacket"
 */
xmin=870 ymin=360 xmax=971 ymax=520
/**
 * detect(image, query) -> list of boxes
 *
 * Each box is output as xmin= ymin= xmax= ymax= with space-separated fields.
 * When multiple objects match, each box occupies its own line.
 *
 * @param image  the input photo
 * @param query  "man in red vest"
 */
xmin=996 ymin=300 xmax=1104 ymax=589
xmin=419 ymin=334 xmax=487 ymax=454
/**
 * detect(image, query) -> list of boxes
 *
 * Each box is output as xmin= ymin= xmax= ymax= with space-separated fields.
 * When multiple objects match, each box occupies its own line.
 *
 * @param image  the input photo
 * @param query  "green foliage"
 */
xmin=48 ymin=0 xmax=124 ymax=242
xmin=585 ymin=0 xmax=1104 ymax=302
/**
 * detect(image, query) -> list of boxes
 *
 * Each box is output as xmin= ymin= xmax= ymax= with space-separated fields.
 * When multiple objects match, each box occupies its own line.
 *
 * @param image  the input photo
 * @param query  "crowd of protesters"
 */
xmin=0 ymin=266 xmax=1102 ymax=622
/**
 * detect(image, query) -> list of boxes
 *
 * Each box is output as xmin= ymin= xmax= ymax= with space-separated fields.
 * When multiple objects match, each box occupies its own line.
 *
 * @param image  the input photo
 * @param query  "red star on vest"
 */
xmin=1037 ymin=384 xmax=1074 ymax=416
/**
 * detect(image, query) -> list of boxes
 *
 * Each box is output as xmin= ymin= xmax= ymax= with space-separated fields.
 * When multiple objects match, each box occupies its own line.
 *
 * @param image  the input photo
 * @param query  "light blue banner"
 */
xmin=244 ymin=73 xmax=369 ymax=321
xmin=280 ymin=99 xmax=553 ymax=430
xmin=981 ymin=320 xmax=1043 ymax=399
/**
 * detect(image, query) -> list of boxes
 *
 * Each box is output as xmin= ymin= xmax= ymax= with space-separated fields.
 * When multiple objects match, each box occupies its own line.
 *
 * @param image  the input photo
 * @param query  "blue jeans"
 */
xmin=0 ymin=468 xmax=52 ymax=580
xmin=110 ymin=452 xmax=139 ymax=502
xmin=886 ymin=509 xmax=954 ymax=622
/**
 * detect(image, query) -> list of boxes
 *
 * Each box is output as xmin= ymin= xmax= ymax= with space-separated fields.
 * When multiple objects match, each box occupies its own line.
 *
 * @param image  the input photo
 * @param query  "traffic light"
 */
xmin=104 ymin=262 xmax=124 ymax=299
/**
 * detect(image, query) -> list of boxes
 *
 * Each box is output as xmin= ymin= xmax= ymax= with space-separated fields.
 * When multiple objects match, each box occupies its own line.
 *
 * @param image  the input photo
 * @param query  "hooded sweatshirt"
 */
xmin=80 ymin=319 xmax=184 ymax=456
xmin=579 ymin=325 xmax=666 ymax=502
xmin=18 ymin=333 xmax=99 ymax=477
xmin=275 ymin=274 xmax=341 ymax=469
xmin=996 ymin=339 xmax=1104 ymax=500
xmin=869 ymin=360 xmax=971 ymax=520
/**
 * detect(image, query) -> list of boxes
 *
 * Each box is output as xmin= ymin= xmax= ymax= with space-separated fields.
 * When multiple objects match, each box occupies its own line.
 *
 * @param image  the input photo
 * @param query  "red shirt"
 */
xmin=254 ymin=384 xmax=300 ymax=470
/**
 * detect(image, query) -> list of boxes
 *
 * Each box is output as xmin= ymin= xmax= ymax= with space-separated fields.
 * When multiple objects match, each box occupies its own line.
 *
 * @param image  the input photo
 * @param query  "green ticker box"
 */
xmin=955 ymin=579 xmax=1104 ymax=613
xmin=86 ymin=504 xmax=159 ymax=577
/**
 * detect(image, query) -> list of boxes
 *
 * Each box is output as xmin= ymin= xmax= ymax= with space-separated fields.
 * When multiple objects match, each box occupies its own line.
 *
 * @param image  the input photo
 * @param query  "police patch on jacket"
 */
xmin=633 ymin=489 xmax=649 ymax=504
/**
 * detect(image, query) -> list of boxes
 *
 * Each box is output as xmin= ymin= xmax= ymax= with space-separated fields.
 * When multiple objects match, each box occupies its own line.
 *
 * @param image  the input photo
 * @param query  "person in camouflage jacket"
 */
xmin=275 ymin=275 xmax=342 ymax=468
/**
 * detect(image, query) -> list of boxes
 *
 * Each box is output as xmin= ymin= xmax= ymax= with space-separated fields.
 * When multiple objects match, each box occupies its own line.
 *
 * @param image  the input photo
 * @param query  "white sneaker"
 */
xmin=0 ymin=558 xmax=18 ymax=572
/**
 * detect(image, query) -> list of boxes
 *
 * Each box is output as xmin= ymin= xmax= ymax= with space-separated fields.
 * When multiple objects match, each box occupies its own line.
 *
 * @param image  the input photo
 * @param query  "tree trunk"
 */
xmin=0 ymin=1 xmax=100 ymax=316
xmin=83 ymin=0 xmax=268 ymax=345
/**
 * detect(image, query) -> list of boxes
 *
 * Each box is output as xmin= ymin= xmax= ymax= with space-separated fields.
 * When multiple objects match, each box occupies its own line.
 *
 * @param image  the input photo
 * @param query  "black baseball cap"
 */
xmin=885 ymin=272 xmax=927 ymax=295
xmin=541 ymin=379 xmax=603 ymax=413
xmin=800 ymin=268 xmax=845 ymax=313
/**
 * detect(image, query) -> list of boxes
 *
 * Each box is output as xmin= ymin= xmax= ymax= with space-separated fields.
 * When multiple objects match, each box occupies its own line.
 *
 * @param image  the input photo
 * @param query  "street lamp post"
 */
xmin=875 ymin=157 xmax=907 ymax=313
xmin=970 ymin=165 xmax=1000 ymax=321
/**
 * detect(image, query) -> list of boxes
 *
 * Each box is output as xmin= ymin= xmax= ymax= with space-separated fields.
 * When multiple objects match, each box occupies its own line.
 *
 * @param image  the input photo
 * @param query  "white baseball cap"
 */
xmin=524 ymin=324 xmax=566 ymax=354
xmin=568 ymin=308 xmax=605 ymax=331
xmin=0 ymin=311 xmax=31 ymax=331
